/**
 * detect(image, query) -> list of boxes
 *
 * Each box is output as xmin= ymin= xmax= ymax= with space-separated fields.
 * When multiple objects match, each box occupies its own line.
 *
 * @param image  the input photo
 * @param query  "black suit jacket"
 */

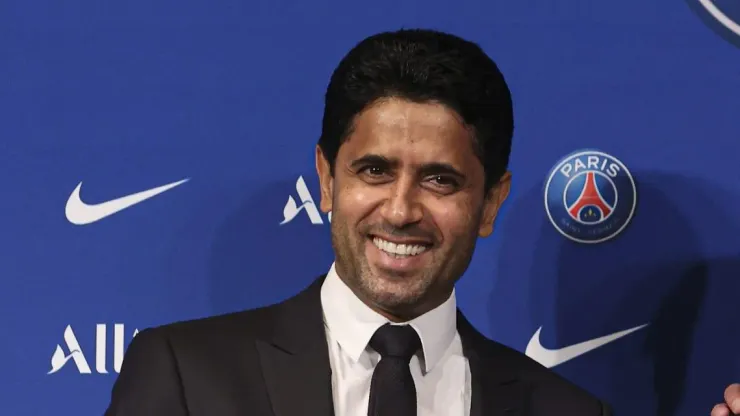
xmin=104 ymin=276 xmax=612 ymax=416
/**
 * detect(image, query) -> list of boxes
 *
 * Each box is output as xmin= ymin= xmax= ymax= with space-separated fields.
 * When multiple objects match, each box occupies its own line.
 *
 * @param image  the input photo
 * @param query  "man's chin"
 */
xmin=360 ymin=272 xmax=429 ymax=310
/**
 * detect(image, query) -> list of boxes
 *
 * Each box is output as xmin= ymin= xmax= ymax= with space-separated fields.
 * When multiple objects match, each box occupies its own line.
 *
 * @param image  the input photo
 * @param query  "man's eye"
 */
xmin=363 ymin=166 xmax=386 ymax=176
xmin=357 ymin=166 xmax=392 ymax=183
xmin=430 ymin=175 xmax=458 ymax=187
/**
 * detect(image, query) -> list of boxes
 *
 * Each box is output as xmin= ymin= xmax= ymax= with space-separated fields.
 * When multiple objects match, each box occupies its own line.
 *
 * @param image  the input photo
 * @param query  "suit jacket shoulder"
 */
xmin=105 ymin=277 xmax=328 ymax=416
xmin=456 ymin=312 xmax=612 ymax=416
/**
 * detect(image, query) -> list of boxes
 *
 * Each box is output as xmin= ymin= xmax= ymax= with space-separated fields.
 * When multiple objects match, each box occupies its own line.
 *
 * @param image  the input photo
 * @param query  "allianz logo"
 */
xmin=280 ymin=176 xmax=332 ymax=225
xmin=48 ymin=324 xmax=139 ymax=375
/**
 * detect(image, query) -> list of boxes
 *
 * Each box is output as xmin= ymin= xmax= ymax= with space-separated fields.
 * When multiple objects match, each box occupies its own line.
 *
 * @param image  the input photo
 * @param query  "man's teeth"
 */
xmin=372 ymin=237 xmax=428 ymax=257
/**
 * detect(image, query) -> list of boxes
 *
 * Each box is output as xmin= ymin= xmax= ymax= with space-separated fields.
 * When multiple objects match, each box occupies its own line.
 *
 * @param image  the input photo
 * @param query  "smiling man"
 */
xmin=104 ymin=29 xmax=611 ymax=416
xmin=317 ymin=97 xmax=501 ymax=324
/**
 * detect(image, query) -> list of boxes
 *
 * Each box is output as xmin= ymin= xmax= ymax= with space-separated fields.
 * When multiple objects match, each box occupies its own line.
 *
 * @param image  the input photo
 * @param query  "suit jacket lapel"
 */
xmin=256 ymin=276 xmax=335 ymax=416
xmin=458 ymin=311 xmax=528 ymax=416
xmin=254 ymin=278 xmax=529 ymax=416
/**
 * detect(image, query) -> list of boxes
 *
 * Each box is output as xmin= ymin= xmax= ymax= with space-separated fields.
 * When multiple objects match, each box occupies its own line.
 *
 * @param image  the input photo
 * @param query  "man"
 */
xmin=104 ymin=29 xmax=611 ymax=415
xmin=712 ymin=384 xmax=740 ymax=416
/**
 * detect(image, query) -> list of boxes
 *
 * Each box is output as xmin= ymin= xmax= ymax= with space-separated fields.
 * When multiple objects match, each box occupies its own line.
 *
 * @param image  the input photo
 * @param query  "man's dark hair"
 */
xmin=318 ymin=28 xmax=514 ymax=191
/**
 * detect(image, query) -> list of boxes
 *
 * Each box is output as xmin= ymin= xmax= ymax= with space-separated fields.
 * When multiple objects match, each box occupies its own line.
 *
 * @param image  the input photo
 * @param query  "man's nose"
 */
xmin=379 ymin=179 xmax=423 ymax=227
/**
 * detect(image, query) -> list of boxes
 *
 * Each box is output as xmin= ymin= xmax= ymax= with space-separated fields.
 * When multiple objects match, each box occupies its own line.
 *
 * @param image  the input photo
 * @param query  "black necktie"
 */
xmin=367 ymin=323 xmax=422 ymax=416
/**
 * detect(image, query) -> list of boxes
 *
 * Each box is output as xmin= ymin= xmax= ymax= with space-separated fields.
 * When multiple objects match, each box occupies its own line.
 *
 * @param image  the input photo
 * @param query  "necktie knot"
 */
xmin=369 ymin=323 xmax=421 ymax=362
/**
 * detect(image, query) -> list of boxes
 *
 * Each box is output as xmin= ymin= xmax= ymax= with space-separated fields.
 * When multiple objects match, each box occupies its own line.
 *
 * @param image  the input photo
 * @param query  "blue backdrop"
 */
xmin=2 ymin=0 xmax=739 ymax=415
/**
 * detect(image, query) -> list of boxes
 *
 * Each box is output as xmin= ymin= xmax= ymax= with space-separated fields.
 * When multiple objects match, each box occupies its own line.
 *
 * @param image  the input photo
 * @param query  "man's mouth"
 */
xmin=371 ymin=236 xmax=431 ymax=258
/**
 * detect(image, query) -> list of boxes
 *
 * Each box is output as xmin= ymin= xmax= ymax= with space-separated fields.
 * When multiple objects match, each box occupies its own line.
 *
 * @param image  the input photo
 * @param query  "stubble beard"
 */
xmin=330 ymin=217 xmax=432 ymax=309
xmin=331 ymin=217 xmax=471 ymax=316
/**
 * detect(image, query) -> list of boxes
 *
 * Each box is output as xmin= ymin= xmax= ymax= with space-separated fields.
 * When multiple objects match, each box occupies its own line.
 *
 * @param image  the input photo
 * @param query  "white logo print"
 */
xmin=65 ymin=178 xmax=189 ymax=225
xmin=280 ymin=176 xmax=331 ymax=225
xmin=525 ymin=324 xmax=647 ymax=368
xmin=698 ymin=0 xmax=740 ymax=37
xmin=48 ymin=324 xmax=139 ymax=374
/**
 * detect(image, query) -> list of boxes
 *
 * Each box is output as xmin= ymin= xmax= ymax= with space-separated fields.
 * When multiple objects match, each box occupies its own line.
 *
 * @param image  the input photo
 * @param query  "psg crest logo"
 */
xmin=544 ymin=150 xmax=637 ymax=244
xmin=686 ymin=0 xmax=740 ymax=49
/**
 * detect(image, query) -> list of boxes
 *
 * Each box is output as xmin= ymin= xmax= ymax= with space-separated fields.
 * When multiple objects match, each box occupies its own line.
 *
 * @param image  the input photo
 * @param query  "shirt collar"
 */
xmin=320 ymin=262 xmax=457 ymax=373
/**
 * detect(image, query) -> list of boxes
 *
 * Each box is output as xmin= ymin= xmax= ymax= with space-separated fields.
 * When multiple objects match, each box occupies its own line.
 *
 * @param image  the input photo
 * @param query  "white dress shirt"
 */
xmin=320 ymin=262 xmax=471 ymax=416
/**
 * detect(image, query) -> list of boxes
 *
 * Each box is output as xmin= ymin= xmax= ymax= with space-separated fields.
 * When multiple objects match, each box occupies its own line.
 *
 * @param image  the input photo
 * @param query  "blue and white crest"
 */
xmin=687 ymin=0 xmax=740 ymax=49
xmin=544 ymin=150 xmax=637 ymax=244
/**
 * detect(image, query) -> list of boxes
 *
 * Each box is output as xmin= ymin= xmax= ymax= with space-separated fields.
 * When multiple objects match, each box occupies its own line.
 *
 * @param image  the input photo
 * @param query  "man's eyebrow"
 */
xmin=349 ymin=154 xmax=396 ymax=169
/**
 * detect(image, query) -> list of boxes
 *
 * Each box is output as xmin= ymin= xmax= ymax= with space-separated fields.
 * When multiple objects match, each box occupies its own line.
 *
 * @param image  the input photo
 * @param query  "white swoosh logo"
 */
xmin=699 ymin=0 xmax=740 ymax=37
xmin=525 ymin=323 xmax=648 ymax=368
xmin=65 ymin=178 xmax=189 ymax=225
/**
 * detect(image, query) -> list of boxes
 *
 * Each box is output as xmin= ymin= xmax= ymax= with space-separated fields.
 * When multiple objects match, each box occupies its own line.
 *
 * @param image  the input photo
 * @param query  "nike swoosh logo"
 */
xmin=65 ymin=178 xmax=189 ymax=225
xmin=525 ymin=323 xmax=648 ymax=368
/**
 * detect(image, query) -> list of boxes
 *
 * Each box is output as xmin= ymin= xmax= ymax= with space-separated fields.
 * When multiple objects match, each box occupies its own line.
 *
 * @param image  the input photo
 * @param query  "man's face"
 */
xmin=316 ymin=98 xmax=510 ymax=320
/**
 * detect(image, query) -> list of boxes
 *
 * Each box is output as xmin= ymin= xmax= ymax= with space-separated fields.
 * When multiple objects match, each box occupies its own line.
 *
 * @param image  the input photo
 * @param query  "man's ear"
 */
xmin=315 ymin=145 xmax=334 ymax=213
xmin=478 ymin=171 xmax=511 ymax=238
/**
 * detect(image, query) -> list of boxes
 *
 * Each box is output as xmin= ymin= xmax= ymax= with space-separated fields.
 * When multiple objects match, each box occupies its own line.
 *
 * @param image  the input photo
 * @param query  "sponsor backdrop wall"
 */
xmin=2 ymin=0 xmax=739 ymax=415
